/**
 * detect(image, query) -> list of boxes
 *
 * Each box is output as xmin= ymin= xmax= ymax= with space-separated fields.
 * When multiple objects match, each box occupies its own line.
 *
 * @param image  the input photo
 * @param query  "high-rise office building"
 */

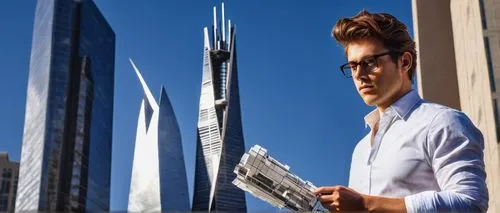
xmin=192 ymin=2 xmax=247 ymax=212
xmin=412 ymin=0 xmax=500 ymax=212
xmin=15 ymin=0 xmax=115 ymax=212
xmin=127 ymin=60 xmax=190 ymax=212
xmin=0 ymin=153 xmax=19 ymax=213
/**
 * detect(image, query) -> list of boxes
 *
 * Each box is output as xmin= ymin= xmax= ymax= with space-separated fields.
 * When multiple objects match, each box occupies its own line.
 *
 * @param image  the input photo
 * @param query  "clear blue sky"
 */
xmin=0 ymin=0 xmax=413 ymax=211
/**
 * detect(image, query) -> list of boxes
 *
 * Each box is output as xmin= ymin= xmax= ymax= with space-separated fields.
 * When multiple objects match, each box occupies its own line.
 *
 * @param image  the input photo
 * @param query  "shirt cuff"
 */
xmin=404 ymin=191 xmax=436 ymax=213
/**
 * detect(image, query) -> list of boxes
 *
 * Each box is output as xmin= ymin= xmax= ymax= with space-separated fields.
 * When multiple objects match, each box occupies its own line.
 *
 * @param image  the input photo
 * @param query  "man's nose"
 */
xmin=352 ymin=65 xmax=368 ymax=79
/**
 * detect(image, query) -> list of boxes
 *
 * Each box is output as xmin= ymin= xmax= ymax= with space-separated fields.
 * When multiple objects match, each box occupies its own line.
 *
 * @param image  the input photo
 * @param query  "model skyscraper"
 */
xmin=233 ymin=145 xmax=323 ymax=212
xmin=192 ymin=2 xmax=247 ymax=212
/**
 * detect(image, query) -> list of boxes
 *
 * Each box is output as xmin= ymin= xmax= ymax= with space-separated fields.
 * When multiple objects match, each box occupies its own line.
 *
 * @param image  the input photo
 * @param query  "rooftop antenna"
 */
xmin=228 ymin=19 xmax=231 ymax=49
xmin=222 ymin=2 xmax=226 ymax=45
xmin=213 ymin=6 xmax=217 ymax=50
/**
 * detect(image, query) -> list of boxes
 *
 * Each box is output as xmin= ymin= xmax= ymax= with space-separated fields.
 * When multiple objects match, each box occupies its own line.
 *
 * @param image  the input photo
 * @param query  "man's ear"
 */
xmin=401 ymin=52 xmax=412 ymax=73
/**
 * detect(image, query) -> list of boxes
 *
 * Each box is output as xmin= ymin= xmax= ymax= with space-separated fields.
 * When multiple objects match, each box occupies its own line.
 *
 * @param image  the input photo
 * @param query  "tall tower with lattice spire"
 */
xmin=192 ymin=2 xmax=247 ymax=212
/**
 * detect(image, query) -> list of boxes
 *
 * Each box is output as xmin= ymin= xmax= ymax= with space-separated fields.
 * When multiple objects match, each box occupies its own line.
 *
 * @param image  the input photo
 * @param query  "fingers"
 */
xmin=318 ymin=193 xmax=338 ymax=204
xmin=316 ymin=186 xmax=366 ymax=213
xmin=318 ymin=194 xmax=340 ymax=212
xmin=314 ymin=185 xmax=341 ymax=195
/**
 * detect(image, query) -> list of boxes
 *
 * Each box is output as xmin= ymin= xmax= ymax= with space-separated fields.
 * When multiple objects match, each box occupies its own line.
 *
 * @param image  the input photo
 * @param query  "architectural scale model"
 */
xmin=232 ymin=145 xmax=325 ymax=212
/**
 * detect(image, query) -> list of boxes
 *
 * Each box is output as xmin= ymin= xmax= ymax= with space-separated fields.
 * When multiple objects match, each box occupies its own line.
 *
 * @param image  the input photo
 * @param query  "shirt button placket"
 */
xmin=367 ymin=109 xmax=396 ymax=194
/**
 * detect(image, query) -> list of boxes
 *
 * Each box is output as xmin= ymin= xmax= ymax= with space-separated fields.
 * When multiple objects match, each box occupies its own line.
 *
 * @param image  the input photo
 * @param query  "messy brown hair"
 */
xmin=332 ymin=10 xmax=417 ymax=81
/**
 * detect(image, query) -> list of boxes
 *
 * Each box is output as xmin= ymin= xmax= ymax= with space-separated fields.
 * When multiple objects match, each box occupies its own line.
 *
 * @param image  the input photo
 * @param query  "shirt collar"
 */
xmin=364 ymin=90 xmax=422 ymax=129
xmin=364 ymin=110 xmax=379 ymax=130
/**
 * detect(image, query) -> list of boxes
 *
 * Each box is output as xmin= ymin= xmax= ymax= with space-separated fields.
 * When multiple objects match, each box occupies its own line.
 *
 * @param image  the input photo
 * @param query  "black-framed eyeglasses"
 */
xmin=339 ymin=51 xmax=401 ymax=78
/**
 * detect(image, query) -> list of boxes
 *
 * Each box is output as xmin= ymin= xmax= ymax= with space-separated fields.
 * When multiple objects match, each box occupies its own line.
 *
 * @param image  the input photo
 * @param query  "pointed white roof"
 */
xmin=129 ymin=58 xmax=159 ymax=111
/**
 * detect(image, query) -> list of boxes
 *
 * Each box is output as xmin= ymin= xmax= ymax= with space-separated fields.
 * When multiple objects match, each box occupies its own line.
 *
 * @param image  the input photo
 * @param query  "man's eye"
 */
xmin=348 ymin=63 xmax=358 ymax=70
xmin=365 ymin=58 xmax=376 ymax=66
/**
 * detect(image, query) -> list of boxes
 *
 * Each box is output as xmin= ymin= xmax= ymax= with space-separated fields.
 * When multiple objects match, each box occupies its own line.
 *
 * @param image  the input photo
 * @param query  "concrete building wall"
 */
xmin=411 ymin=0 xmax=461 ymax=110
xmin=450 ymin=1 xmax=500 ymax=212
xmin=483 ymin=0 xmax=500 ymax=100
xmin=412 ymin=0 xmax=500 ymax=212
xmin=0 ymin=153 xmax=20 ymax=213
xmin=483 ymin=0 xmax=500 ymax=165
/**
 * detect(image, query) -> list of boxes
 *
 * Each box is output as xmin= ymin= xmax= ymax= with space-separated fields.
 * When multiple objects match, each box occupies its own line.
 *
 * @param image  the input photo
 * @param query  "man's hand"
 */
xmin=314 ymin=186 xmax=367 ymax=212
xmin=314 ymin=186 xmax=407 ymax=213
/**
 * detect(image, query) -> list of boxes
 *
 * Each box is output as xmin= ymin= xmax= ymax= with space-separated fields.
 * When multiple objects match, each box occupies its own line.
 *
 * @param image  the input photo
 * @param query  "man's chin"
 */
xmin=361 ymin=96 xmax=379 ymax=106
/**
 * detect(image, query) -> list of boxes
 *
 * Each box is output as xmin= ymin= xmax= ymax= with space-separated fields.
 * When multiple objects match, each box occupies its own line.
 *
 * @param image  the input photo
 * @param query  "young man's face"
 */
xmin=346 ymin=39 xmax=408 ymax=109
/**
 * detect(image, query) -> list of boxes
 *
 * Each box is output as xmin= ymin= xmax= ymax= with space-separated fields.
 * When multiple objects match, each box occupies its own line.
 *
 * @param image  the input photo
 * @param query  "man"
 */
xmin=313 ymin=11 xmax=489 ymax=212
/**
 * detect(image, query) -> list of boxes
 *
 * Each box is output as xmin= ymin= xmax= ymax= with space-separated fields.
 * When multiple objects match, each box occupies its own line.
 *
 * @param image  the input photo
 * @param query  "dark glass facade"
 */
xmin=157 ymin=88 xmax=191 ymax=211
xmin=16 ymin=0 xmax=115 ymax=212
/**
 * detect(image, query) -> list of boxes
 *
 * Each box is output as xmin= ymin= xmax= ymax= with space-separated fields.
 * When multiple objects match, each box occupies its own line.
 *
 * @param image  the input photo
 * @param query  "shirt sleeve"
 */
xmin=404 ymin=109 xmax=489 ymax=213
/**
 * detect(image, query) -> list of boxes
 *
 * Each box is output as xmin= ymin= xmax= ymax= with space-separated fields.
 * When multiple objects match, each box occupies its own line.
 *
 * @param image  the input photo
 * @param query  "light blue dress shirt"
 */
xmin=348 ymin=90 xmax=489 ymax=212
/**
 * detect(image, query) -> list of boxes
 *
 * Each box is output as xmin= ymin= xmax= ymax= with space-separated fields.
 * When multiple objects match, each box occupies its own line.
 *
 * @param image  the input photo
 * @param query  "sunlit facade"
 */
xmin=192 ymin=3 xmax=247 ymax=212
xmin=15 ymin=0 xmax=115 ymax=212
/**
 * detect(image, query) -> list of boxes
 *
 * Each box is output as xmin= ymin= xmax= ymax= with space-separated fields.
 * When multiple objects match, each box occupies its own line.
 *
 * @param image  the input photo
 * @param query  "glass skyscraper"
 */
xmin=15 ymin=0 xmax=115 ymax=212
xmin=192 ymin=3 xmax=247 ymax=212
xmin=127 ymin=60 xmax=190 ymax=212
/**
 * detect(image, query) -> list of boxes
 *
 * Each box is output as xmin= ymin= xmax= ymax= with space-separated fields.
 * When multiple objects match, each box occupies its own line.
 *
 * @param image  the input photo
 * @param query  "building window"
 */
xmin=1 ymin=168 xmax=12 ymax=179
xmin=484 ymin=38 xmax=496 ymax=92
xmin=0 ymin=180 xmax=10 ymax=194
xmin=479 ymin=0 xmax=487 ymax=29
xmin=0 ymin=195 xmax=7 ymax=211
xmin=494 ymin=99 xmax=500 ymax=143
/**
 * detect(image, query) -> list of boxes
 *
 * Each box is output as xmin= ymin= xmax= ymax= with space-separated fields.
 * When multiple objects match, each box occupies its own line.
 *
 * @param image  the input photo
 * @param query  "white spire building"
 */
xmin=127 ymin=59 xmax=190 ymax=212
